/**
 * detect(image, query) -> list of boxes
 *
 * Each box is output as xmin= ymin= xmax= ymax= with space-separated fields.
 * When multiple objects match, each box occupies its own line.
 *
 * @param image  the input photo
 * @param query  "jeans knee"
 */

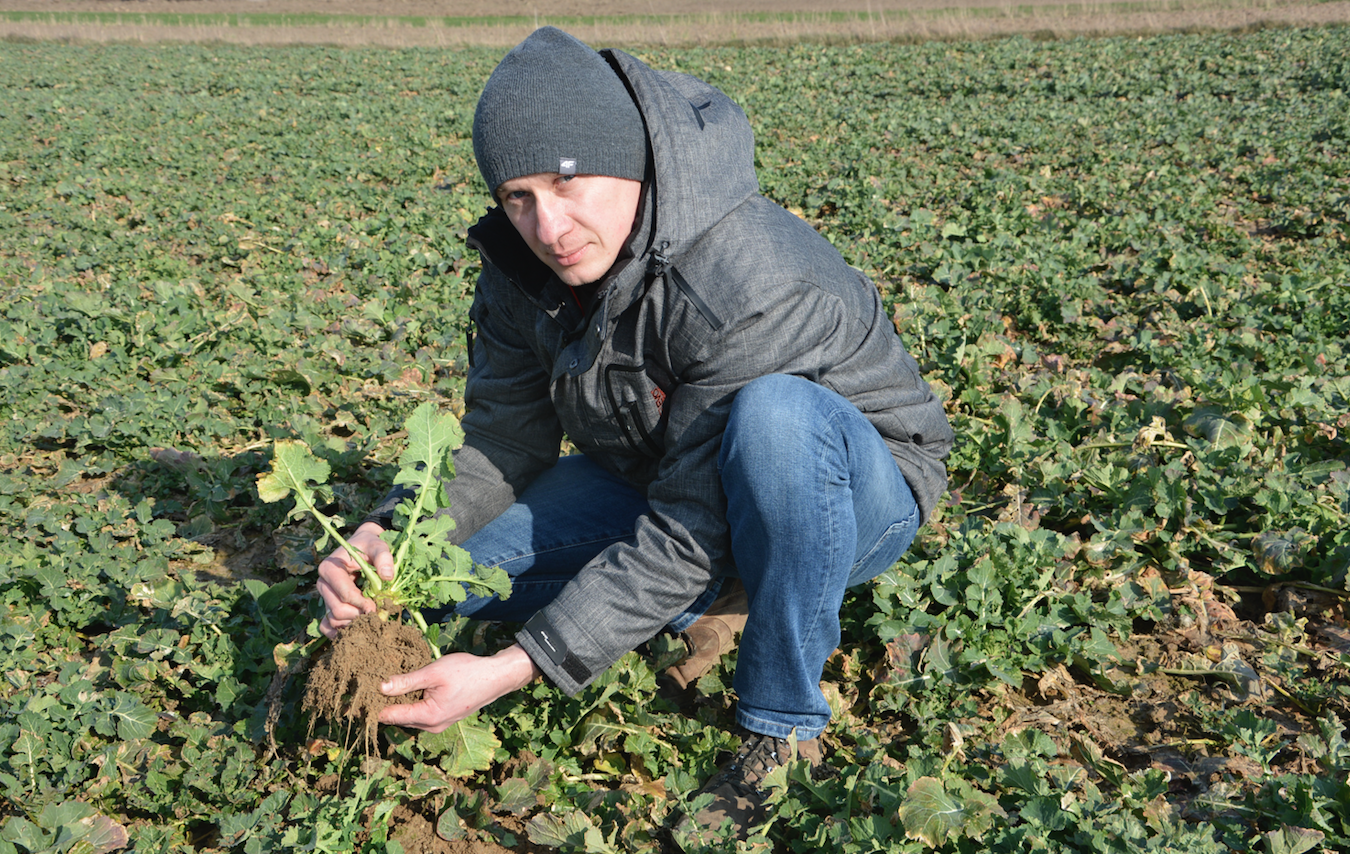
xmin=724 ymin=375 xmax=824 ymax=460
xmin=732 ymin=374 xmax=813 ymax=419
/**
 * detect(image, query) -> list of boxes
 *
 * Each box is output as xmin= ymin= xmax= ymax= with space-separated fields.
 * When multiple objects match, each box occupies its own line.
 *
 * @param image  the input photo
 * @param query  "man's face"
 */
xmin=496 ymin=173 xmax=643 ymax=287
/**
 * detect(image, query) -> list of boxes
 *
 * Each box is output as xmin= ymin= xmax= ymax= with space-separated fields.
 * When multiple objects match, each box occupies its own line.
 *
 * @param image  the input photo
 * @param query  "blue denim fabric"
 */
xmin=425 ymin=457 xmax=724 ymax=629
xmin=434 ymin=374 xmax=919 ymax=740
xmin=720 ymin=375 xmax=919 ymax=740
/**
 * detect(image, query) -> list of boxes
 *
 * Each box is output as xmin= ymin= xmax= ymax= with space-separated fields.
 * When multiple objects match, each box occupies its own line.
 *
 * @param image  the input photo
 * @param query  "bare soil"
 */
xmin=303 ymin=612 xmax=435 ymax=754
xmin=3 ymin=0 xmax=1348 ymax=46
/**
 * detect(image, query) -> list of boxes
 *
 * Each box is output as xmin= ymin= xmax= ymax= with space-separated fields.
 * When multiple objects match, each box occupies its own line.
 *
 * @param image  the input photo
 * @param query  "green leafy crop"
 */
xmin=1 ymin=28 xmax=1347 ymax=853
xmin=256 ymin=401 xmax=509 ymax=655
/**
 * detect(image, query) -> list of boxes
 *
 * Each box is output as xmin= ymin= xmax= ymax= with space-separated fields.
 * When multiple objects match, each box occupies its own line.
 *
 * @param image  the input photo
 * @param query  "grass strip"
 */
xmin=0 ymin=0 xmax=1326 ymax=31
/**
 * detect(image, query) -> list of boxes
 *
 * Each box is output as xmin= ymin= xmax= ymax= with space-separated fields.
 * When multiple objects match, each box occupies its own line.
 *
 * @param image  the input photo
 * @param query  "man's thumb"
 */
xmin=374 ymin=550 xmax=396 ymax=582
xmin=380 ymin=669 xmax=427 ymax=697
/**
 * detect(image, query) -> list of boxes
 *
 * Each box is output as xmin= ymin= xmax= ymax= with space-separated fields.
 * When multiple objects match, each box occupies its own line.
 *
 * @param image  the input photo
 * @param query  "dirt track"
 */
xmin=3 ymin=0 xmax=1348 ymax=45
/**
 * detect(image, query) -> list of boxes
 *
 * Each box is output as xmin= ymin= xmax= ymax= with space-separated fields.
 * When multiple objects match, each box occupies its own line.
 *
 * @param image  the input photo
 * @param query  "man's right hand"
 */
xmin=316 ymin=521 xmax=396 ymax=639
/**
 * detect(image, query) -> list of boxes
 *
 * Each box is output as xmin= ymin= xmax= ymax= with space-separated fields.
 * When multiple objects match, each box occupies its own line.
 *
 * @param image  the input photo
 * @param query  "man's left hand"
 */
xmin=378 ymin=643 xmax=542 ymax=733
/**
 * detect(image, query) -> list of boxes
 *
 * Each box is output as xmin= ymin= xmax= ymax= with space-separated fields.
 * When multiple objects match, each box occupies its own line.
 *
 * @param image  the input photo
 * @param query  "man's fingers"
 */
xmin=318 ymin=613 xmax=345 ymax=640
xmin=378 ymin=665 xmax=456 ymax=733
xmin=317 ymin=557 xmax=377 ymax=616
xmin=380 ymin=668 xmax=434 ymax=698
xmin=377 ymin=700 xmax=450 ymax=733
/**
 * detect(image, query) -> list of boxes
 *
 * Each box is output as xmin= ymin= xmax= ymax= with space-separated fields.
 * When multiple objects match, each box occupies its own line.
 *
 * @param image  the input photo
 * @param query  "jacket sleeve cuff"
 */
xmin=360 ymin=485 xmax=417 ymax=531
xmin=516 ymin=611 xmax=600 ymax=697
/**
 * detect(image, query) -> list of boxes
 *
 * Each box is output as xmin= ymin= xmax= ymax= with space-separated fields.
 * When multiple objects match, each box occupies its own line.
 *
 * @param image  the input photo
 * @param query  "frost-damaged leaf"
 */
xmin=1213 ymin=648 xmax=1264 ymax=701
xmin=406 ymin=767 xmax=451 ymax=798
xmin=33 ymin=802 xmax=127 ymax=853
xmin=495 ymin=776 xmax=540 ymax=815
xmin=574 ymin=705 xmax=670 ymax=762
xmin=272 ymin=637 xmax=322 ymax=671
xmin=421 ymin=714 xmax=500 ymax=778
xmin=526 ymin=811 xmax=620 ymax=854
xmin=1252 ymin=529 xmax=1316 ymax=575
xmin=896 ymin=776 xmax=1005 ymax=848
xmin=1183 ymin=406 xmax=1252 ymax=449
xmin=1264 ymin=825 xmax=1324 ymax=854
xmin=882 ymin=633 xmax=929 ymax=684
xmin=496 ymin=756 xmax=556 ymax=815
xmin=1069 ymin=734 xmax=1127 ymax=788
xmin=436 ymin=807 xmax=468 ymax=841
xmin=82 ymin=813 xmax=130 ymax=854
xmin=1133 ymin=415 xmax=1177 ymax=451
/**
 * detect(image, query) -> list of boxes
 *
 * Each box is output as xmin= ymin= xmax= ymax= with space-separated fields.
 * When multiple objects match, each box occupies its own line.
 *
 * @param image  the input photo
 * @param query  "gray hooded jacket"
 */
xmin=371 ymin=48 xmax=954 ymax=695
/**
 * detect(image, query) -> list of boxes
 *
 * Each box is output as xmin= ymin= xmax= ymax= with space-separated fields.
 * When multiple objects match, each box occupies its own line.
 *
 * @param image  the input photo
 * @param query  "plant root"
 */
xmin=302 ymin=613 xmax=434 ymax=755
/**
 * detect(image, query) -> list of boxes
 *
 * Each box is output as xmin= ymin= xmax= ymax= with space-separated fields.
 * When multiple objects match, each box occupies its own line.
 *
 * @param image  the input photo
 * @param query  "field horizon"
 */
xmin=3 ymin=0 xmax=1350 ymax=45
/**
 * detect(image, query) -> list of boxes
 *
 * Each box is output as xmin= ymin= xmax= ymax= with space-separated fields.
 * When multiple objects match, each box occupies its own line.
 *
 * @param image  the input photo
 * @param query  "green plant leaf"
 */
xmin=255 ymin=440 xmax=331 ymax=507
xmin=1183 ymin=406 xmax=1252 ymax=449
xmin=422 ymin=714 xmax=500 ymax=779
xmin=526 ymin=811 xmax=620 ymax=854
xmin=108 ymin=693 xmax=156 ymax=741
xmin=394 ymin=400 xmax=464 ymax=487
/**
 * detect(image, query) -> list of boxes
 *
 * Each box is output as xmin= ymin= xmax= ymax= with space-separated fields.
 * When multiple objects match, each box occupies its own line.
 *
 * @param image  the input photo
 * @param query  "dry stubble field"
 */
xmin=2 ymin=0 xmax=1349 ymax=45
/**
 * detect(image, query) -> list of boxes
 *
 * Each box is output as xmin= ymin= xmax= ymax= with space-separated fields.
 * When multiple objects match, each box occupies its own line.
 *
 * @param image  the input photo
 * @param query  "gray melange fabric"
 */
xmin=368 ymin=44 xmax=954 ymax=695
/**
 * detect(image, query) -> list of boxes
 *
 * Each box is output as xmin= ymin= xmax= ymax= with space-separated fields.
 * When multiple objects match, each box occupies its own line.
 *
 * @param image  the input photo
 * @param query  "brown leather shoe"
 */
xmin=664 ymin=579 xmax=748 ymax=690
xmin=672 ymin=731 xmax=822 ymax=848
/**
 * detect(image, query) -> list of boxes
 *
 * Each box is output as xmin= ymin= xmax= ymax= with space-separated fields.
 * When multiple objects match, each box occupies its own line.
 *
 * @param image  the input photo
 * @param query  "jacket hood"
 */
xmin=602 ymin=49 xmax=760 ymax=270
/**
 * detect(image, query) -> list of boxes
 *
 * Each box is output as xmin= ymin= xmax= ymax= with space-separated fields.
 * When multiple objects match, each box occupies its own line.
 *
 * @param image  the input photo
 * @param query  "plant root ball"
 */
xmin=302 ymin=613 xmax=434 ymax=754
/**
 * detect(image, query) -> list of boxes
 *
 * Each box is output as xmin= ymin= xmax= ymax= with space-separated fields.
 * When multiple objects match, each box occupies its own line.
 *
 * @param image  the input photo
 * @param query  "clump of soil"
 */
xmin=303 ymin=612 xmax=435 ymax=753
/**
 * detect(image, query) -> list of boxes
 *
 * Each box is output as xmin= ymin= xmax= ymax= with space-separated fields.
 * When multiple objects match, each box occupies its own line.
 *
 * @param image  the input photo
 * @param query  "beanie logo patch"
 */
xmin=559 ymin=157 xmax=577 ymax=175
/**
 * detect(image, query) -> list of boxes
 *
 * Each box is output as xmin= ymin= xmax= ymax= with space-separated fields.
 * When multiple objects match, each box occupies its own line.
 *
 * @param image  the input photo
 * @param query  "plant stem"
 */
xmin=290 ymin=488 xmax=385 ymax=595
xmin=390 ymin=492 xmax=433 ymax=579
xmin=407 ymin=609 xmax=441 ymax=660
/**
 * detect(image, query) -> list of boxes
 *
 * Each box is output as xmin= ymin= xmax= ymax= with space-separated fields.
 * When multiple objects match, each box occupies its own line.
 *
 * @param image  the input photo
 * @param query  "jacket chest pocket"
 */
xmin=604 ymin=364 xmax=669 ymax=459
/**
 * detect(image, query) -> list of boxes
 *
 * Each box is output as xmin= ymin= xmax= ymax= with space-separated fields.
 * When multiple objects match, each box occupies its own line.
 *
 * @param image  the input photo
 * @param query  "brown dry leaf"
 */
xmin=875 ymin=633 xmax=929 ymax=686
xmin=1148 ymin=750 xmax=1196 ymax=782
xmin=1036 ymin=664 xmax=1078 ymax=701
xmin=1218 ymin=755 xmax=1267 ymax=781
xmin=623 ymin=763 xmax=668 ymax=800
xmin=1133 ymin=416 xmax=1176 ymax=451
xmin=1204 ymin=598 xmax=1238 ymax=626
xmin=942 ymin=722 xmax=966 ymax=762
xmin=1313 ymin=624 xmax=1350 ymax=655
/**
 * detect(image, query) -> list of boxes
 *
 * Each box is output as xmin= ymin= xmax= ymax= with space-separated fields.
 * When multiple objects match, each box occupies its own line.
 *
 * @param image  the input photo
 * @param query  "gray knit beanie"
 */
xmin=473 ymin=27 xmax=648 ymax=195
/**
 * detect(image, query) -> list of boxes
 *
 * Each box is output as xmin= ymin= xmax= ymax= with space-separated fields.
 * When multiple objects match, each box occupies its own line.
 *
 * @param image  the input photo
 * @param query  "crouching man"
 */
xmin=317 ymin=26 xmax=952 ymax=845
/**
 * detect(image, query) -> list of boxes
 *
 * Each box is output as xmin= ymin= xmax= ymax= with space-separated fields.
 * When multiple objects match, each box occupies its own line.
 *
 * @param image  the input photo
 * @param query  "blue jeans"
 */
xmin=442 ymin=374 xmax=920 ymax=740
